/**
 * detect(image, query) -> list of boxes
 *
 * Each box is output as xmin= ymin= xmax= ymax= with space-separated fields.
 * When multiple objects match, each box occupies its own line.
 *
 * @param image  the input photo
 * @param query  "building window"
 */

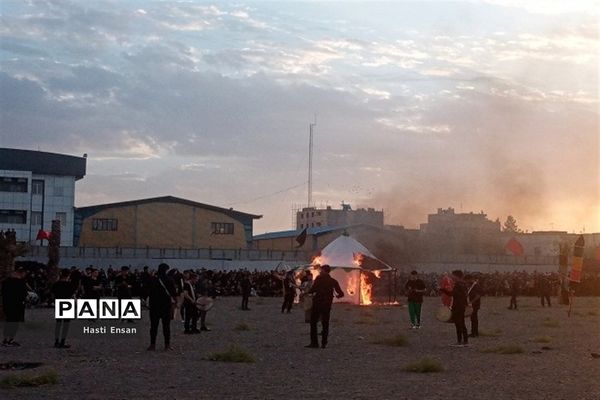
xmin=55 ymin=212 xmax=67 ymax=228
xmin=0 ymin=177 xmax=28 ymax=193
xmin=317 ymin=212 xmax=321 ymax=216
xmin=0 ymin=210 xmax=27 ymax=224
xmin=92 ymin=218 xmax=118 ymax=231
xmin=31 ymin=212 xmax=42 ymax=226
xmin=54 ymin=186 xmax=64 ymax=196
xmin=32 ymin=180 xmax=44 ymax=195
xmin=211 ymin=222 xmax=234 ymax=235
xmin=316 ymin=222 xmax=321 ymax=227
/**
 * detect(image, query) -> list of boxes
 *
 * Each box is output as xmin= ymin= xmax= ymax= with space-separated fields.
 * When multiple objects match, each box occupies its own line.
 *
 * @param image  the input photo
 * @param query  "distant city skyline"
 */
xmin=1 ymin=1 xmax=597 ymax=234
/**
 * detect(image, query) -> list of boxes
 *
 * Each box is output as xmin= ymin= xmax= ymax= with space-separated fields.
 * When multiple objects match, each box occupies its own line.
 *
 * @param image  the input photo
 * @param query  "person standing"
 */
xmin=281 ymin=270 xmax=297 ymax=314
xmin=306 ymin=265 xmax=344 ymax=349
xmin=465 ymin=274 xmax=482 ymax=338
xmin=148 ymin=263 xmax=177 ymax=351
xmin=507 ymin=275 xmax=519 ymax=310
xmin=440 ymin=270 xmax=469 ymax=347
xmin=182 ymin=272 xmax=199 ymax=334
xmin=240 ymin=271 xmax=252 ymax=311
xmin=299 ymin=271 xmax=314 ymax=323
xmin=405 ymin=270 xmax=427 ymax=329
xmin=2 ymin=267 xmax=28 ymax=347
xmin=52 ymin=269 xmax=76 ymax=348
xmin=538 ymin=273 xmax=552 ymax=307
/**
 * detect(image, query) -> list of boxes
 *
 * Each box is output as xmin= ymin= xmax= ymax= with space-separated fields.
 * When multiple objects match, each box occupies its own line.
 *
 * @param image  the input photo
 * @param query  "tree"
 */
xmin=503 ymin=215 xmax=521 ymax=233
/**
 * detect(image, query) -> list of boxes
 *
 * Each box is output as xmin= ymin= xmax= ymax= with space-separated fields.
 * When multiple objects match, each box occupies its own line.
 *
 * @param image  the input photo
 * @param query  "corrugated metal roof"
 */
xmin=76 ymin=196 xmax=262 ymax=220
xmin=253 ymin=225 xmax=351 ymax=240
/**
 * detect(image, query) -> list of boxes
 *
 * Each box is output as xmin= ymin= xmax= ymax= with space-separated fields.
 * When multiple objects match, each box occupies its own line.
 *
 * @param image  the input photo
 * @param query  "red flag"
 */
xmin=506 ymin=237 xmax=524 ymax=256
xmin=36 ymin=229 xmax=51 ymax=241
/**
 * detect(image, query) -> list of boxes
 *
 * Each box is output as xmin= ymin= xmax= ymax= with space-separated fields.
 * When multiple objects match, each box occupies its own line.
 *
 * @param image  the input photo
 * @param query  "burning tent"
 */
xmin=309 ymin=234 xmax=392 ymax=305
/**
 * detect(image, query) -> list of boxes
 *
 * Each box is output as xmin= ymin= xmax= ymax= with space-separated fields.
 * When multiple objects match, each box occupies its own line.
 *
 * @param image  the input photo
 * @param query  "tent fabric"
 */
xmin=317 ymin=235 xmax=392 ymax=271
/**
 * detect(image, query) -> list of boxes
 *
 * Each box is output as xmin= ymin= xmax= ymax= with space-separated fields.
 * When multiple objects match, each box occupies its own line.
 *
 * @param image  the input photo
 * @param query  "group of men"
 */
xmin=405 ymin=270 xmax=482 ymax=346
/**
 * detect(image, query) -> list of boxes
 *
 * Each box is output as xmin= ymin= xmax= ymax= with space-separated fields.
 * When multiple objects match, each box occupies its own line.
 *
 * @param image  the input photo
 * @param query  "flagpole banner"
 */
xmin=570 ymin=235 xmax=585 ymax=283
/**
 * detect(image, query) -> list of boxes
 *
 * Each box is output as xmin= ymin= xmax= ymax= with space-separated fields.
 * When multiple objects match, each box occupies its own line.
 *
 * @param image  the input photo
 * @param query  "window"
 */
xmin=55 ymin=212 xmax=67 ymax=228
xmin=32 ymin=180 xmax=44 ymax=195
xmin=211 ymin=222 xmax=234 ymax=235
xmin=31 ymin=212 xmax=42 ymax=226
xmin=92 ymin=218 xmax=118 ymax=231
xmin=54 ymin=186 xmax=64 ymax=196
xmin=316 ymin=222 xmax=321 ymax=227
xmin=0 ymin=210 xmax=27 ymax=224
xmin=0 ymin=177 xmax=28 ymax=193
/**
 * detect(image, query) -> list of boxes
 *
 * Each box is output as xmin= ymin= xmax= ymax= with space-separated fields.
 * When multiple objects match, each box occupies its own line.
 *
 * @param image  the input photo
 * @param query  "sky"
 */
xmin=1 ymin=0 xmax=598 ymax=234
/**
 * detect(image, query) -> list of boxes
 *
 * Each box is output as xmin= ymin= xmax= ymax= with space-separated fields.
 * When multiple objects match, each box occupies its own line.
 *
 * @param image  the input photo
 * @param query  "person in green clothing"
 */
xmin=405 ymin=270 xmax=427 ymax=329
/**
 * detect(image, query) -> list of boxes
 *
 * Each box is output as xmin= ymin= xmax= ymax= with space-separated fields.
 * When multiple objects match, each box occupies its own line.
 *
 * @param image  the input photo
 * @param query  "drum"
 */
xmin=465 ymin=304 xmax=473 ymax=318
xmin=196 ymin=296 xmax=214 ymax=312
xmin=436 ymin=305 xmax=473 ymax=323
xmin=435 ymin=306 xmax=453 ymax=323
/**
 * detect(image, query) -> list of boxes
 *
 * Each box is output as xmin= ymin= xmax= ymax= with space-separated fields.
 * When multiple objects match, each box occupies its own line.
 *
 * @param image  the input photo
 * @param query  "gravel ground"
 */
xmin=1 ymin=296 xmax=599 ymax=400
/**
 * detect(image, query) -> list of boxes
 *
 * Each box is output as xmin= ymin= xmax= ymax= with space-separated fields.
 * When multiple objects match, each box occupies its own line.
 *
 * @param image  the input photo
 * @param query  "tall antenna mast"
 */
xmin=308 ymin=116 xmax=316 ymax=208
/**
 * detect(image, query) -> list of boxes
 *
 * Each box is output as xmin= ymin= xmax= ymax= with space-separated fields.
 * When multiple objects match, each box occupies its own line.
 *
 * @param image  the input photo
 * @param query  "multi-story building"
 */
xmin=0 ymin=148 xmax=87 ymax=246
xmin=296 ymin=203 xmax=384 ymax=229
xmin=420 ymin=207 xmax=502 ymax=255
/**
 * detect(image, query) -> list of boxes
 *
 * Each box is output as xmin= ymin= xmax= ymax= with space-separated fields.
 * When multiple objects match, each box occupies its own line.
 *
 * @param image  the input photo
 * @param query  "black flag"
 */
xmin=295 ymin=227 xmax=308 ymax=247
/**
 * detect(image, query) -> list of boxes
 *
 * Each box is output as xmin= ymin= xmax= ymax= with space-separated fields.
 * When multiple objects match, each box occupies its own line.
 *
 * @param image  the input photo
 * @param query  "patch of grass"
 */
xmin=371 ymin=334 xmax=408 ymax=347
xmin=479 ymin=328 xmax=502 ymax=337
xmin=532 ymin=335 xmax=552 ymax=343
xmin=481 ymin=345 xmax=525 ymax=354
xmin=233 ymin=322 xmax=251 ymax=331
xmin=206 ymin=346 xmax=255 ymax=363
xmin=0 ymin=371 xmax=58 ymax=388
xmin=404 ymin=357 xmax=444 ymax=373
xmin=542 ymin=318 xmax=560 ymax=328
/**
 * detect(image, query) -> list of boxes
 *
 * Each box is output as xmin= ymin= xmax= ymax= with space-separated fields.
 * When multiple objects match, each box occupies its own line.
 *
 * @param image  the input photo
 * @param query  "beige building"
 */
xmin=296 ymin=203 xmax=384 ymax=229
xmin=75 ymin=196 xmax=261 ymax=249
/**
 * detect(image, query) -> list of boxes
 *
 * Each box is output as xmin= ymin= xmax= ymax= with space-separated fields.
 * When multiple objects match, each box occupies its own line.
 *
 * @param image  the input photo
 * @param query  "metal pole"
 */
xmin=308 ymin=122 xmax=315 ymax=208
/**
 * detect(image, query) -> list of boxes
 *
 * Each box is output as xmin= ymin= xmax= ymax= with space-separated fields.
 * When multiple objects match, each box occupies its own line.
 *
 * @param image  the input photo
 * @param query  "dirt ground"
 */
xmin=1 ymin=296 xmax=599 ymax=400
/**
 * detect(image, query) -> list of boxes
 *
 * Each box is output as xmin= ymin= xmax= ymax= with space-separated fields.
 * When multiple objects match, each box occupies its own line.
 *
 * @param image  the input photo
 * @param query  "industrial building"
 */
xmin=0 ymin=148 xmax=86 ymax=246
xmin=75 ymin=196 xmax=261 ymax=249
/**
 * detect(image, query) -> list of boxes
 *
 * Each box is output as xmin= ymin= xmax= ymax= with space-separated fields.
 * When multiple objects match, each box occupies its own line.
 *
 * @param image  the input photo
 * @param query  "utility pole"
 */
xmin=308 ymin=116 xmax=316 ymax=208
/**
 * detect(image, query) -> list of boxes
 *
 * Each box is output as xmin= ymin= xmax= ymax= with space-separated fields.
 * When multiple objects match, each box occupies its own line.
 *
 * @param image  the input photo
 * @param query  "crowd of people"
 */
xmin=3 ymin=261 xmax=600 ymax=349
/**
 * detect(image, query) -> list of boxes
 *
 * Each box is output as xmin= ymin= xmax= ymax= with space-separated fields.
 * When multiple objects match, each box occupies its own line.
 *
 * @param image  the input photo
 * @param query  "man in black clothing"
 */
xmin=240 ymin=272 xmax=252 ymax=311
xmin=306 ymin=265 xmax=344 ymax=349
xmin=465 ymin=274 xmax=482 ymax=338
xmin=52 ymin=269 xmax=76 ymax=348
xmin=440 ymin=270 xmax=469 ymax=346
xmin=507 ymin=276 xmax=519 ymax=310
xmin=538 ymin=273 xmax=552 ymax=307
xmin=2 ymin=267 xmax=27 ymax=347
xmin=148 ymin=263 xmax=177 ymax=351
xmin=281 ymin=271 xmax=297 ymax=314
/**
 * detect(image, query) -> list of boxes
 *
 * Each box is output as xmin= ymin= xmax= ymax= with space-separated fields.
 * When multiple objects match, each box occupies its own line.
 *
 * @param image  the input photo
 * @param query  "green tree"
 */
xmin=503 ymin=215 xmax=521 ymax=233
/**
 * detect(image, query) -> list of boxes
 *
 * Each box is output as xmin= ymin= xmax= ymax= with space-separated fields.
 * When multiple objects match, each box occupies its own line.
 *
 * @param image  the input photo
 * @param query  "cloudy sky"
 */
xmin=1 ymin=1 xmax=598 ymax=234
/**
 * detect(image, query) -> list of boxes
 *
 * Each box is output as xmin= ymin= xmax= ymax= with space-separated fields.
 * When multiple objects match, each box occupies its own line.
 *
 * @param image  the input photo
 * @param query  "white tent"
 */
xmin=310 ymin=234 xmax=392 ymax=305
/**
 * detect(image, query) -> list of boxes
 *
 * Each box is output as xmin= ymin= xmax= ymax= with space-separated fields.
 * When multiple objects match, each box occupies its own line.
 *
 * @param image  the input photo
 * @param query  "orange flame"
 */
xmin=347 ymin=274 xmax=357 ymax=296
xmin=312 ymin=255 xmax=324 ymax=265
xmin=360 ymin=272 xmax=372 ymax=305
xmin=373 ymin=270 xmax=382 ymax=278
